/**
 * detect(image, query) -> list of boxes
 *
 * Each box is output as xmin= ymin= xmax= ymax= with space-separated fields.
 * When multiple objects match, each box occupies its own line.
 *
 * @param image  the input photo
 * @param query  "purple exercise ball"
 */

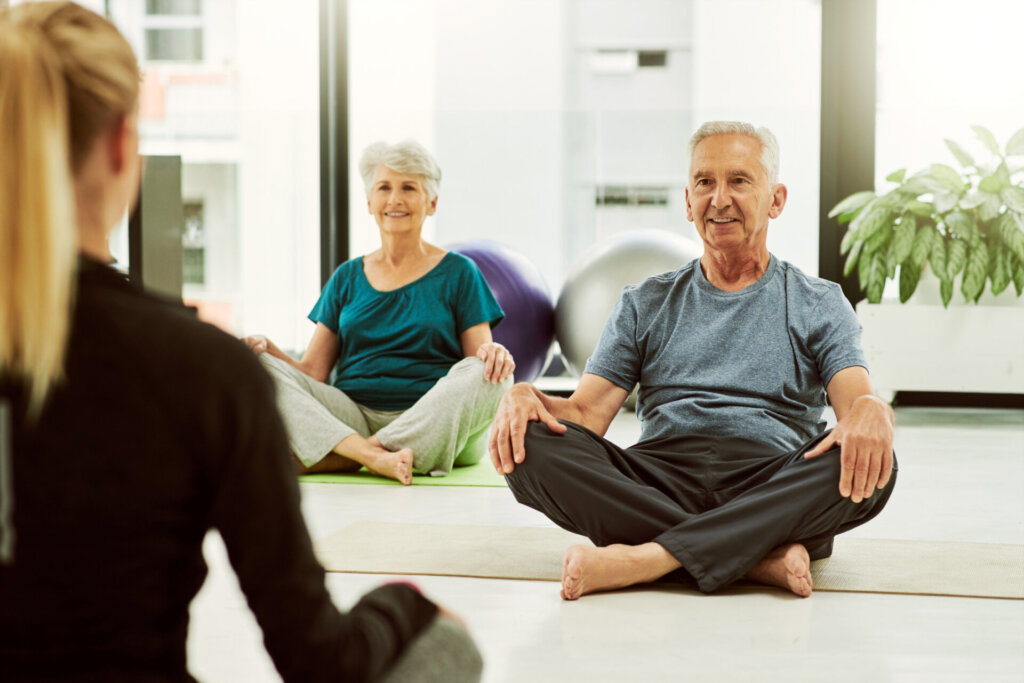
xmin=448 ymin=240 xmax=555 ymax=383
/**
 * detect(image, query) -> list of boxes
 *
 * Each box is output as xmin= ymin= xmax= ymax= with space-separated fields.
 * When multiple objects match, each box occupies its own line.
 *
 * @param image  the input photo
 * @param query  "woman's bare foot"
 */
xmin=560 ymin=542 xmax=681 ymax=601
xmin=331 ymin=434 xmax=414 ymax=485
xmin=362 ymin=447 xmax=413 ymax=485
xmin=744 ymin=543 xmax=813 ymax=597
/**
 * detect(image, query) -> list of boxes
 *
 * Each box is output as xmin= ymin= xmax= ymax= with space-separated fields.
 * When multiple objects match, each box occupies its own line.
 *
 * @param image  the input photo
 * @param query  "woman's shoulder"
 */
xmin=76 ymin=268 xmax=268 ymax=393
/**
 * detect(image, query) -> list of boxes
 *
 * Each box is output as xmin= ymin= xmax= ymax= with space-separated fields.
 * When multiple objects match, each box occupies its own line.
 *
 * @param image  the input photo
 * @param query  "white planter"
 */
xmin=857 ymin=278 xmax=1024 ymax=401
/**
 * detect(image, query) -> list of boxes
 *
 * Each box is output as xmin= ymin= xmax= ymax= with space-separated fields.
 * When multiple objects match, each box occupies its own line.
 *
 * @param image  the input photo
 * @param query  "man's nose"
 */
xmin=710 ymin=184 xmax=731 ymax=209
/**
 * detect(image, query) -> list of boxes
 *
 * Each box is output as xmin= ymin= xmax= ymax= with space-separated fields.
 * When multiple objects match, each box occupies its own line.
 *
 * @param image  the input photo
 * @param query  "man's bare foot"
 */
xmin=744 ymin=543 xmax=813 ymax=597
xmin=560 ymin=542 xmax=681 ymax=601
xmin=333 ymin=434 xmax=414 ymax=485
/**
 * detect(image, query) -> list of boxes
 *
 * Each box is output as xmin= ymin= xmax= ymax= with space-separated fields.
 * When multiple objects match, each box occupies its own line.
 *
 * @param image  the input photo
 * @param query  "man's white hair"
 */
xmin=687 ymin=121 xmax=780 ymax=186
xmin=359 ymin=139 xmax=442 ymax=200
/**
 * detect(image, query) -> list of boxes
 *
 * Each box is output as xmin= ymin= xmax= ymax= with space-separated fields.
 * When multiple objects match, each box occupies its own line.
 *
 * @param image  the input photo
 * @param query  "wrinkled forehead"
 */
xmin=689 ymin=134 xmax=767 ymax=180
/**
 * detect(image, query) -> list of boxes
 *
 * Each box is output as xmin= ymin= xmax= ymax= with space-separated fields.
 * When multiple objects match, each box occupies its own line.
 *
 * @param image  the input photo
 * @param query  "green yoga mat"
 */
xmin=299 ymin=460 xmax=508 ymax=487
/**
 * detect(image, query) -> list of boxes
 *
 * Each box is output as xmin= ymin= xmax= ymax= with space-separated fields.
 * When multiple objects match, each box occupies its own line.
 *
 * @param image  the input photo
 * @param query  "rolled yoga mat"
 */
xmin=314 ymin=521 xmax=1024 ymax=600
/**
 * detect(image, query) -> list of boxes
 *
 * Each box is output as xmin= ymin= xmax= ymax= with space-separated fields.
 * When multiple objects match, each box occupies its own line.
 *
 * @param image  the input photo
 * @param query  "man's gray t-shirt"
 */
xmin=584 ymin=254 xmax=866 ymax=453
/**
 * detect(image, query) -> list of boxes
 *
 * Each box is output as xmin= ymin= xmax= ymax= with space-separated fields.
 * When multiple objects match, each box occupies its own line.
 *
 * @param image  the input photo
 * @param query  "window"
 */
xmin=111 ymin=0 xmax=321 ymax=353
xmin=349 ymin=0 xmax=822 ymax=290
xmin=143 ymin=0 xmax=204 ymax=63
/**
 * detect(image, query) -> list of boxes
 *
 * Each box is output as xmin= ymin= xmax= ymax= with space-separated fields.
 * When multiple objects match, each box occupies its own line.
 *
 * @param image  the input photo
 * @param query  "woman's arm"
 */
xmin=242 ymin=322 xmax=339 ymax=383
xmin=459 ymin=321 xmax=514 ymax=383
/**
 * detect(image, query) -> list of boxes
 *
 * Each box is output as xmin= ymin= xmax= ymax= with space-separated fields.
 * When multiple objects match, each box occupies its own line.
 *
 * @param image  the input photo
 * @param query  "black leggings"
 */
xmin=506 ymin=421 xmax=897 ymax=592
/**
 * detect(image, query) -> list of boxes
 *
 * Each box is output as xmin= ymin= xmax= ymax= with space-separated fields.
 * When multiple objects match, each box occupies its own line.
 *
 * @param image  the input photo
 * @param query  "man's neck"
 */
xmin=700 ymin=248 xmax=770 ymax=292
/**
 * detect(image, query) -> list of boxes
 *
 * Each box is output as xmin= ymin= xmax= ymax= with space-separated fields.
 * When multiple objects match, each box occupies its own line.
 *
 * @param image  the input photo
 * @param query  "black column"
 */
xmin=819 ymin=0 xmax=876 ymax=303
xmin=319 ymin=0 xmax=350 ymax=286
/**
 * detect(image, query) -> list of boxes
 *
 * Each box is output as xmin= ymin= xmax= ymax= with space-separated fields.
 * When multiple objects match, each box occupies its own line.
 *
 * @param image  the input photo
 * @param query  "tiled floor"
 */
xmin=187 ymin=407 xmax=1024 ymax=682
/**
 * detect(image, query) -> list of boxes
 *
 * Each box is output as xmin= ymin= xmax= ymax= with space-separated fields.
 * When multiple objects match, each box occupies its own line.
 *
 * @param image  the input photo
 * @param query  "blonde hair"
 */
xmin=0 ymin=2 xmax=139 ymax=414
xmin=359 ymin=139 xmax=442 ymax=201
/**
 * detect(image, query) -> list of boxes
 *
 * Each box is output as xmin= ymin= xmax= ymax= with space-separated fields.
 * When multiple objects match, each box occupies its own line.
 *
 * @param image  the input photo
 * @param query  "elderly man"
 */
xmin=488 ymin=121 xmax=896 ymax=600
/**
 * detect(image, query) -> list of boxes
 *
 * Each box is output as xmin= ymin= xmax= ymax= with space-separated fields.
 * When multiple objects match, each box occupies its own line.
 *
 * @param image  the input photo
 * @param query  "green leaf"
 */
xmin=866 ymin=253 xmax=887 ymax=303
xmin=1001 ymin=185 xmax=1024 ymax=213
xmin=995 ymin=212 xmax=1024 ymax=262
xmin=828 ymin=190 xmax=875 ymax=219
xmin=864 ymin=219 xmax=892 ymax=252
xmin=944 ymin=210 xmax=977 ymax=242
xmin=1013 ymin=257 xmax=1024 ymax=296
xmin=946 ymin=239 xmax=968 ymax=277
xmin=877 ymin=188 xmax=908 ymax=209
xmin=890 ymin=215 xmax=916 ymax=265
xmin=906 ymin=199 xmax=934 ymax=217
xmin=885 ymin=168 xmax=907 ymax=184
xmin=933 ymin=192 xmax=959 ymax=214
xmin=945 ymin=138 xmax=975 ymax=167
xmin=930 ymin=163 xmax=964 ymax=192
xmin=979 ymin=162 xmax=1012 ymax=193
xmin=940 ymin=277 xmax=954 ymax=308
xmin=961 ymin=241 xmax=990 ymax=302
xmin=930 ymin=236 xmax=949 ymax=280
xmin=836 ymin=210 xmax=860 ymax=225
xmin=840 ymin=223 xmax=861 ymax=254
xmin=978 ymin=194 xmax=1003 ymax=222
xmin=959 ymin=191 xmax=987 ymax=210
xmin=900 ymin=175 xmax=943 ymax=196
xmin=910 ymin=223 xmax=936 ymax=268
xmin=972 ymin=125 xmax=1001 ymax=156
xmin=858 ymin=245 xmax=874 ymax=291
xmin=990 ymin=247 xmax=1010 ymax=296
xmin=1006 ymin=126 xmax=1024 ymax=156
xmin=852 ymin=203 xmax=893 ymax=245
xmin=898 ymin=263 xmax=921 ymax=302
xmin=843 ymin=240 xmax=864 ymax=277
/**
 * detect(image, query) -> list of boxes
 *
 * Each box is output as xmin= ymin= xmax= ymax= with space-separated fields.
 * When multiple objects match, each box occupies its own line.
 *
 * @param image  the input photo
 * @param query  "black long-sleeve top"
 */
xmin=0 ymin=257 xmax=438 ymax=681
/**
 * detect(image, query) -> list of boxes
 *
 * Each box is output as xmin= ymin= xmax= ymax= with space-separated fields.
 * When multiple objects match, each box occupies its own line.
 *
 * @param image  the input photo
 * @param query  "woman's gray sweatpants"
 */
xmin=259 ymin=354 xmax=511 ymax=475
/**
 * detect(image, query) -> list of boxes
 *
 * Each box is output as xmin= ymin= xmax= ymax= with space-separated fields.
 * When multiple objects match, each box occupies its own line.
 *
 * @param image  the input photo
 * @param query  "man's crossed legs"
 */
xmin=506 ymin=421 xmax=897 ymax=599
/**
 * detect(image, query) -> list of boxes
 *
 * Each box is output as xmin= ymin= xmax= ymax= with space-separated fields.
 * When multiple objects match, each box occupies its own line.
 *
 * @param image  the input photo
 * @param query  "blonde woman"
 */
xmin=0 ymin=3 xmax=480 ymax=681
xmin=246 ymin=140 xmax=515 ymax=484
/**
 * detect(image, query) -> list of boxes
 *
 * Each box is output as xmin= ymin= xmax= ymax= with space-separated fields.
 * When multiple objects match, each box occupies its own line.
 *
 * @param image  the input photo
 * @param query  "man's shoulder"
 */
xmin=625 ymin=258 xmax=700 ymax=299
xmin=775 ymin=258 xmax=845 ymax=300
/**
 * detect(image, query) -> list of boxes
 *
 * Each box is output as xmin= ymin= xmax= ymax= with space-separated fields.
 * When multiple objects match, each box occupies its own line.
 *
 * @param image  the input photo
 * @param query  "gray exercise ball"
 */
xmin=555 ymin=229 xmax=702 ymax=377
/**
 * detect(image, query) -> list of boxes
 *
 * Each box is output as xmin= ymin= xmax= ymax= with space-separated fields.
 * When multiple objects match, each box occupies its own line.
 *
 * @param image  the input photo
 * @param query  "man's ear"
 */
xmin=768 ymin=183 xmax=788 ymax=219
xmin=684 ymin=186 xmax=694 ymax=222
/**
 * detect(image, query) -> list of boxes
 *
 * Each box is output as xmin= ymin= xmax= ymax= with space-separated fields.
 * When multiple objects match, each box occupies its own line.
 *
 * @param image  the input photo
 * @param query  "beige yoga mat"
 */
xmin=315 ymin=521 xmax=1024 ymax=600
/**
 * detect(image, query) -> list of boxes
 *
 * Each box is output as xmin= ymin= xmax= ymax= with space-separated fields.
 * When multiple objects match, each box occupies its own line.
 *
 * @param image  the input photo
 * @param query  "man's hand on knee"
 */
xmin=805 ymin=395 xmax=894 ymax=503
xmin=487 ymin=383 xmax=566 ymax=474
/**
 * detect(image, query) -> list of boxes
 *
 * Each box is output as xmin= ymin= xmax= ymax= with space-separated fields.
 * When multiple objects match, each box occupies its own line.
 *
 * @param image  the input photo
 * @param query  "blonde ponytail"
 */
xmin=0 ymin=16 xmax=76 ymax=415
xmin=0 ymin=3 xmax=139 ymax=415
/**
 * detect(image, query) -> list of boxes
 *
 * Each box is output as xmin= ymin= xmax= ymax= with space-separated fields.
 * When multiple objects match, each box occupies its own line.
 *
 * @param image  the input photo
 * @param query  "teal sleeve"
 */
xmin=308 ymin=263 xmax=347 ymax=333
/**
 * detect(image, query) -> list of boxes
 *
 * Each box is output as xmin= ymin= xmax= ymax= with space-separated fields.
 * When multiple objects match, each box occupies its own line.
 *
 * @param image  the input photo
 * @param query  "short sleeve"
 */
xmin=807 ymin=287 xmax=867 ymax=388
xmin=308 ymin=263 xmax=347 ymax=333
xmin=582 ymin=286 xmax=641 ymax=392
xmin=452 ymin=256 xmax=504 ymax=334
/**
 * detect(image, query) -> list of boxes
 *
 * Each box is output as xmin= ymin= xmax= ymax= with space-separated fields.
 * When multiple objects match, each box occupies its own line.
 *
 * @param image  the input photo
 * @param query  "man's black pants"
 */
xmin=505 ymin=420 xmax=898 ymax=593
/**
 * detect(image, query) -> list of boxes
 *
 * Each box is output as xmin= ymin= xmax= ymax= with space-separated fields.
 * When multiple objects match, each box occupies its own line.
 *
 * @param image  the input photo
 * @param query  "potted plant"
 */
xmin=829 ymin=125 xmax=1024 ymax=306
xmin=827 ymin=126 xmax=1024 ymax=401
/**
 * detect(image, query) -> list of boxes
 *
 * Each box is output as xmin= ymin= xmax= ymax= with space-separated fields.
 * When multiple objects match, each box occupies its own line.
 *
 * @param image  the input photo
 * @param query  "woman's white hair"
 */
xmin=358 ymin=139 xmax=442 ymax=200
xmin=687 ymin=121 xmax=780 ymax=186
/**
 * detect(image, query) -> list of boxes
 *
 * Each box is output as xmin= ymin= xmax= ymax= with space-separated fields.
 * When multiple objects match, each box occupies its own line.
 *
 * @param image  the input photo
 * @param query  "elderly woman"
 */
xmin=247 ymin=140 xmax=513 ymax=484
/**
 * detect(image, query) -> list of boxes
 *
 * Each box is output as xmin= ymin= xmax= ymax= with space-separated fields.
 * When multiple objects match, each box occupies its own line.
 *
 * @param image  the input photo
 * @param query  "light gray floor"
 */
xmin=187 ymin=407 xmax=1024 ymax=682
